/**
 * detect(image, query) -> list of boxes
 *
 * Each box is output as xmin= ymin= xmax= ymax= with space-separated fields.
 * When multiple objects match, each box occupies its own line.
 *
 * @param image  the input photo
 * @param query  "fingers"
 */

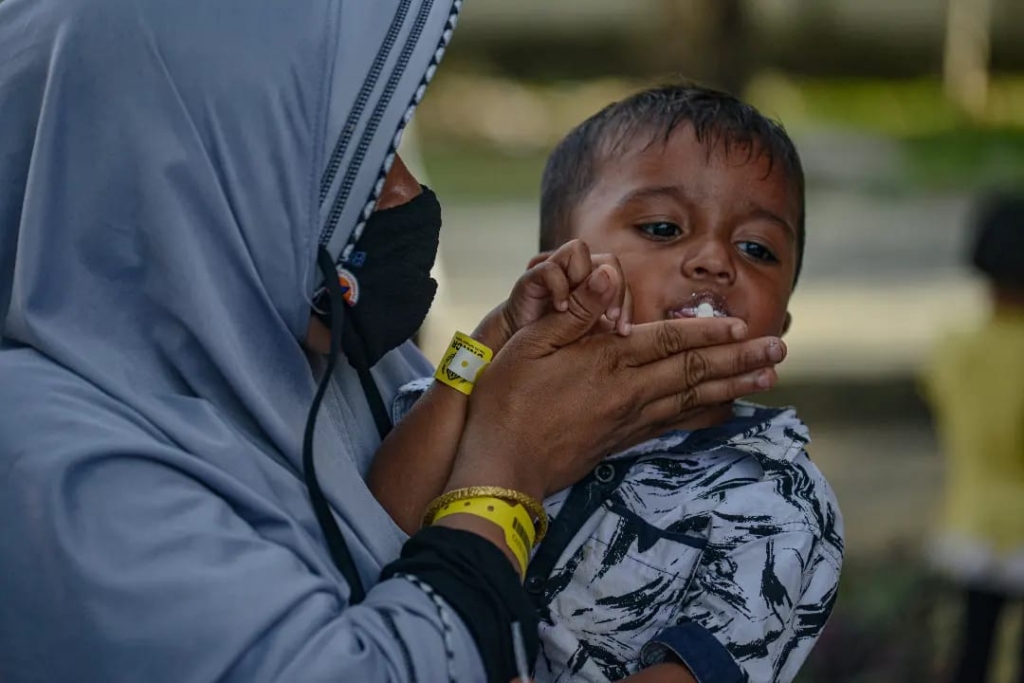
xmin=596 ymin=281 xmax=632 ymax=336
xmin=525 ymin=251 xmax=553 ymax=270
xmin=531 ymin=261 xmax=570 ymax=312
xmin=530 ymin=241 xmax=632 ymax=334
xmin=640 ymin=367 xmax=779 ymax=427
xmin=589 ymin=253 xmax=628 ymax=327
xmin=639 ymin=336 xmax=786 ymax=400
xmin=517 ymin=265 xmax=620 ymax=352
xmin=620 ymin=317 xmax=750 ymax=366
xmin=617 ymin=282 xmax=633 ymax=335
xmin=545 ymin=240 xmax=592 ymax=288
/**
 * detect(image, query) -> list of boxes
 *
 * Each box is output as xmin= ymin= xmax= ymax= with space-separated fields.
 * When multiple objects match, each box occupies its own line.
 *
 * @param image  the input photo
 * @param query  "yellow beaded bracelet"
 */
xmin=423 ymin=486 xmax=548 ymax=545
xmin=432 ymin=497 xmax=534 ymax=576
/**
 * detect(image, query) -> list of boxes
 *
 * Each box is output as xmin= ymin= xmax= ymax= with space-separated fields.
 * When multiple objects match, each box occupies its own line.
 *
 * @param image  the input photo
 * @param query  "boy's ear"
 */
xmin=781 ymin=311 xmax=792 ymax=337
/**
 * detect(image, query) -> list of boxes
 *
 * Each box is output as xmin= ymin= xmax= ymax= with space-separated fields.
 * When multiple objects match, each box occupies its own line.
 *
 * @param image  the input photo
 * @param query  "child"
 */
xmin=923 ymin=194 xmax=1024 ymax=683
xmin=370 ymin=84 xmax=844 ymax=683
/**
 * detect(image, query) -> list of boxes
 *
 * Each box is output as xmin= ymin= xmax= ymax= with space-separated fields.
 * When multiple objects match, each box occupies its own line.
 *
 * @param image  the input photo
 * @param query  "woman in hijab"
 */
xmin=0 ymin=0 xmax=785 ymax=681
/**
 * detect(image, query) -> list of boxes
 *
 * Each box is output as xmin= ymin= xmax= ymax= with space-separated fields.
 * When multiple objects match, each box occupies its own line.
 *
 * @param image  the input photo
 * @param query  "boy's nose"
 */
xmin=681 ymin=240 xmax=735 ymax=284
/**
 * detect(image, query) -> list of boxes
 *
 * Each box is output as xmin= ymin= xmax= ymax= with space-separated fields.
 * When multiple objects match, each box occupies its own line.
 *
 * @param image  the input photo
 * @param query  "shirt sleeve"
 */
xmin=640 ymin=524 xmax=842 ymax=683
xmin=390 ymin=376 xmax=434 ymax=424
xmin=0 ymin=448 xmax=486 ymax=683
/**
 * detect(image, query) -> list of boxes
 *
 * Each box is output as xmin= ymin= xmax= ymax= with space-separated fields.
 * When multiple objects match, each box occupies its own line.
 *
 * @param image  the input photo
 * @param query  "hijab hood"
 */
xmin=0 ymin=0 xmax=459 ymax=581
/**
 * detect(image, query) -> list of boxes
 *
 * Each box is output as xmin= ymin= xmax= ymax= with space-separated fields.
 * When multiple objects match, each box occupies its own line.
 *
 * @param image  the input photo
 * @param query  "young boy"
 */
xmin=370 ymin=84 xmax=844 ymax=683
xmin=922 ymin=194 xmax=1024 ymax=683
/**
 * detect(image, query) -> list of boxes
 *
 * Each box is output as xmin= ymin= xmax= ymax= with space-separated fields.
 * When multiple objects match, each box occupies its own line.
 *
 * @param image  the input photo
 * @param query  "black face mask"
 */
xmin=311 ymin=186 xmax=441 ymax=439
xmin=335 ymin=186 xmax=441 ymax=367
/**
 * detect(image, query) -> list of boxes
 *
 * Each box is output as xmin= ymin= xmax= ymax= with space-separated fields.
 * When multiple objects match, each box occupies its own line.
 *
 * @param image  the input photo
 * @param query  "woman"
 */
xmin=0 ymin=0 xmax=784 ymax=681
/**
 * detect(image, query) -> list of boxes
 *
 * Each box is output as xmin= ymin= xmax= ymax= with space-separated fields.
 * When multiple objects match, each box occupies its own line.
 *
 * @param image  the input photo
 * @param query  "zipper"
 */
xmin=319 ymin=0 xmax=434 ymax=247
xmin=380 ymin=610 xmax=418 ymax=683
xmin=318 ymin=0 xmax=413 ymax=206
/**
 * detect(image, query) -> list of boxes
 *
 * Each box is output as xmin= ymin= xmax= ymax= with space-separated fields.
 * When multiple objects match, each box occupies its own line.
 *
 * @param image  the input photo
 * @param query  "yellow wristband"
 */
xmin=422 ymin=486 xmax=548 ymax=545
xmin=432 ymin=497 xmax=534 ymax=576
xmin=435 ymin=331 xmax=492 ymax=396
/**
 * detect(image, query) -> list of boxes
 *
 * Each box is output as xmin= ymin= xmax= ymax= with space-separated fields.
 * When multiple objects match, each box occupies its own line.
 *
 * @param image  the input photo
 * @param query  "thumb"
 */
xmin=519 ymin=265 xmax=618 ymax=352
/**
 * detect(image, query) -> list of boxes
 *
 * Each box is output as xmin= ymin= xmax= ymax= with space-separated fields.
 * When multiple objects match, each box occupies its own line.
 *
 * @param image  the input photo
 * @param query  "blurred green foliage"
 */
xmin=421 ymin=141 xmax=546 ymax=202
xmin=903 ymin=128 xmax=1024 ymax=191
xmin=419 ymin=75 xmax=1024 ymax=201
xmin=747 ymin=76 xmax=1024 ymax=135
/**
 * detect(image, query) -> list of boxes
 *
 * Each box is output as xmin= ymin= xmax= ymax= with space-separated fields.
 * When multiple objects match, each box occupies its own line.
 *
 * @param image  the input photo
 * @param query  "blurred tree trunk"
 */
xmin=708 ymin=0 xmax=751 ymax=96
xmin=943 ymin=0 xmax=993 ymax=120
xmin=657 ymin=0 xmax=752 ymax=95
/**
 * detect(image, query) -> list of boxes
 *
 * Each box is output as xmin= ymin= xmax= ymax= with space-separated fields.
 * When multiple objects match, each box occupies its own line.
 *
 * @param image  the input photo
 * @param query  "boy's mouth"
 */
xmin=667 ymin=291 xmax=730 ymax=319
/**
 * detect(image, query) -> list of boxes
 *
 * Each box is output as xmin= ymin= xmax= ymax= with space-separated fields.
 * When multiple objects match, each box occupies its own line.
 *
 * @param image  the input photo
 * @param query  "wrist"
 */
xmin=445 ymin=448 xmax=546 ymax=505
xmin=472 ymin=304 xmax=514 ymax=354
xmin=432 ymin=513 xmax=524 ymax=578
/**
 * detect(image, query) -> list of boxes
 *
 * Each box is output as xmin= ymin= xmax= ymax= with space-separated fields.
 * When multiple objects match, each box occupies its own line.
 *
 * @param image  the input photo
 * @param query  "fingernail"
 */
xmin=607 ymin=307 xmax=621 ymax=321
xmin=620 ymin=322 xmax=632 ymax=336
xmin=588 ymin=270 xmax=610 ymax=294
xmin=556 ymin=299 xmax=568 ymax=311
xmin=731 ymin=321 xmax=747 ymax=340
xmin=768 ymin=340 xmax=784 ymax=362
xmin=756 ymin=370 xmax=774 ymax=389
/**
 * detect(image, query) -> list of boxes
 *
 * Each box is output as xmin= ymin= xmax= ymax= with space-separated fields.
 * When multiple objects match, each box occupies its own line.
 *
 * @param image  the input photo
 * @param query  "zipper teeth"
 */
xmin=317 ymin=0 xmax=412 ymax=206
xmin=319 ymin=0 xmax=434 ymax=247
xmin=379 ymin=611 xmax=417 ymax=683
xmin=310 ymin=1 xmax=460 ymax=300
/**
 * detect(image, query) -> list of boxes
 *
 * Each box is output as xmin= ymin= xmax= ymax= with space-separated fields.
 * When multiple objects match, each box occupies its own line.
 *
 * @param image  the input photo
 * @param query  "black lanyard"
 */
xmin=301 ymin=247 xmax=393 ymax=605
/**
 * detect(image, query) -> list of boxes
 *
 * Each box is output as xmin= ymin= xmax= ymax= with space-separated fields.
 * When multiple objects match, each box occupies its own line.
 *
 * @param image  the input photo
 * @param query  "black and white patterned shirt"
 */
xmin=394 ymin=385 xmax=844 ymax=683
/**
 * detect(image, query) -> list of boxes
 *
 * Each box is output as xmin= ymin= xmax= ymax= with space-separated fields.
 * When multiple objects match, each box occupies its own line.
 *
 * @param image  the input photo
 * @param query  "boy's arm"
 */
xmin=367 ymin=316 xmax=511 ymax=535
xmin=369 ymin=241 xmax=633 ymax=534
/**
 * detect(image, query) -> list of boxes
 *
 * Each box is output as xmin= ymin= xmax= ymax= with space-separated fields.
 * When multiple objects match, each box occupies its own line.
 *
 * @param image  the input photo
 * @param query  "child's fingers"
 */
xmin=546 ymin=239 xmax=592 ymax=288
xmin=590 ymin=253 xmax=628 ymax=324
xmin=616 ymin=283 xmax=634 ymax=336
xmin=517 ymin=264 xmax=619 ymax=352
xmin=525 ymin=251 xmax=553 ymax=270
xmin=533 ymin=261 xmax=570 ymax=311
xmin=527 ymin=243 xmax=630 ymax=326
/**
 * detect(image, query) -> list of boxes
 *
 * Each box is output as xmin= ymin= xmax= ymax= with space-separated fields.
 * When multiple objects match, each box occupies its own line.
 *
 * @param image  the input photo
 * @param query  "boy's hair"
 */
xmin=971 ymin=192 xmax=1024 ymax=290
xmin=539 ymin=83 xmax=806 ymax=285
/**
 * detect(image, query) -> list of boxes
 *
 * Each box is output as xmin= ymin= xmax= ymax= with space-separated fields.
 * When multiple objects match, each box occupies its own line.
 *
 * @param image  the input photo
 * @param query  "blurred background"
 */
xmin=405 ymin=1 xmax=1024 ymax=681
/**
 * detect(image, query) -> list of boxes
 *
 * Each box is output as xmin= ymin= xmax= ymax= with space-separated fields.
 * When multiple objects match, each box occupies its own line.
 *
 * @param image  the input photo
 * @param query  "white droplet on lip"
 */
xmin=696 ymin=302 xmax=715 ymax=318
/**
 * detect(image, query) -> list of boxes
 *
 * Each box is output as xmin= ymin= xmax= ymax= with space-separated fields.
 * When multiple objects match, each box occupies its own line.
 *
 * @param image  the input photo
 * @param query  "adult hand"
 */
xmin=446 ymin=265 xmax=786 ymax=501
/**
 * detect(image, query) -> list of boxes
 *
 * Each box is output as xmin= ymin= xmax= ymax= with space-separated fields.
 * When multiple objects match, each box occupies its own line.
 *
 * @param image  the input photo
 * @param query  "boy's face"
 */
xmin=570 ymin=126 xmax=799 ymax=339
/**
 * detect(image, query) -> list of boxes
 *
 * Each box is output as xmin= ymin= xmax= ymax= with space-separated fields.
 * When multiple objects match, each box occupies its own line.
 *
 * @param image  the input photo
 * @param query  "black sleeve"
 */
xmin=382 ymin=526 xmax=540 ymax=683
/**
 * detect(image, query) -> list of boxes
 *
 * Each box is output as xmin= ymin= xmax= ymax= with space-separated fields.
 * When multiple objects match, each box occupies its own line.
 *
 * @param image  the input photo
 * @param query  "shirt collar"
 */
xmin=608 ymin=401 xmax=809 ymax=466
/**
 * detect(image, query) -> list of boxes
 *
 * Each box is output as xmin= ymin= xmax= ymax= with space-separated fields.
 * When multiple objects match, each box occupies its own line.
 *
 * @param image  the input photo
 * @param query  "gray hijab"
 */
xmin=0 ymin=0 xmax=482 ymax=680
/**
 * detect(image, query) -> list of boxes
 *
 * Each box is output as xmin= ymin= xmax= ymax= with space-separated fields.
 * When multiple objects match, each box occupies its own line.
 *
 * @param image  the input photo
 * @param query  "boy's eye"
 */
xmin=737 ymin=241 xmax=778 ymax=263
xmin=638 ymin=222 xmax=681 ymax=240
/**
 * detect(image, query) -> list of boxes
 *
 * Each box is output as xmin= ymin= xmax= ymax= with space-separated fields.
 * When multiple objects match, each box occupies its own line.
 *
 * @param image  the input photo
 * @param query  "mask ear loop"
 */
xmin=300 ymin=246 xmax=373 ymax=604
xmin=339 ymin=306 xmax=393 ymax=441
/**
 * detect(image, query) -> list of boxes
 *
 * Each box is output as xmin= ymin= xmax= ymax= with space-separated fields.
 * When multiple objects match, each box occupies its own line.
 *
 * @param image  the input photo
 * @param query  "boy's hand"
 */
xmin=475 ymin=239 xmax=632 ymax=352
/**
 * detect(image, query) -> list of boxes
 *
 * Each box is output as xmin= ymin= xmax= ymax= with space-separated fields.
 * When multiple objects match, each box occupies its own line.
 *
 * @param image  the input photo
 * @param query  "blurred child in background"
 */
xmin=923 ymin=193 xmax=1024 ymax=683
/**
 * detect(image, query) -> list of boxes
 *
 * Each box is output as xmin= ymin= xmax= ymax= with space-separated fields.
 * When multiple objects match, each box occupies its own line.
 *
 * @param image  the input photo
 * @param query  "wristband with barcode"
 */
xmin=431 ymin=496 xmax=535 ymax=576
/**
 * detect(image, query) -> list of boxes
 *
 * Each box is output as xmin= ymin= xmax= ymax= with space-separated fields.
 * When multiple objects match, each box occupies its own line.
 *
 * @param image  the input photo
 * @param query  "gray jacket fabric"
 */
xmin=0 ymin=0 xmax=482 ymax=680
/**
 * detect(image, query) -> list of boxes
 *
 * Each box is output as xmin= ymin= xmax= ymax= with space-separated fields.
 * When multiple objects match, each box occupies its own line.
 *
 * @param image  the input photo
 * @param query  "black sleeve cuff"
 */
xmin=382 ymin=526 xmax=539 ymax=683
